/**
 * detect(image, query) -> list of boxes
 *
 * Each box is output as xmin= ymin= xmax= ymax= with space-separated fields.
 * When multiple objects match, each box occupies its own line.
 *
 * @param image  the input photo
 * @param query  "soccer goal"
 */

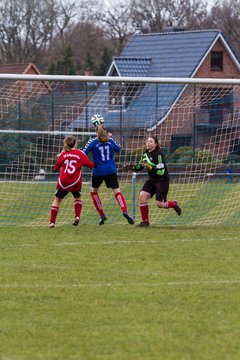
xmin=0 ymin=74 xmax=240 ymax=226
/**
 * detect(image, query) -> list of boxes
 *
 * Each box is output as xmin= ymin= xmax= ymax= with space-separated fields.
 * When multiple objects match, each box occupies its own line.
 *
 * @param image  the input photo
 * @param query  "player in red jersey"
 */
xmin=49 ymin=136 xmax=94 ymax=228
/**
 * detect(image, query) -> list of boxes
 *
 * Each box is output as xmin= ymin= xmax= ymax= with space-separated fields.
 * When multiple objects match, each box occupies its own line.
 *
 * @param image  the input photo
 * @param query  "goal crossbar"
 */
xmin=0 ymin=73 xmax=240 ymax=85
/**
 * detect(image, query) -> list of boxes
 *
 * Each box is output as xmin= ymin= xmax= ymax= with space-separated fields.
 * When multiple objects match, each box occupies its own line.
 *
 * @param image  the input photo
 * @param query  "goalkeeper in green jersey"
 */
xmin=125 ymin=136 xmax=181 ymax=227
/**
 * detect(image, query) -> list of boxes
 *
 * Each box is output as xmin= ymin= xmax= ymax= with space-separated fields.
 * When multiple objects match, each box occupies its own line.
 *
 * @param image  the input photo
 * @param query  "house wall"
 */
xmin=0 ymin=64 xmax=51 ymax=123
xmin=195 ymin=39 xmax=240 ymax=79
xmin=3 ymin=66 xmax=51 ymax=103
xmin=154 ymin=39 xmax=240 ymax=160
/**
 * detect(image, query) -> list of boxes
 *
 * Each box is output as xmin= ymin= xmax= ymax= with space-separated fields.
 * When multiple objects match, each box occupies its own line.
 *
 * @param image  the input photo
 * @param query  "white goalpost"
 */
xmin=0 ymin=74 xmax=240 ymax=226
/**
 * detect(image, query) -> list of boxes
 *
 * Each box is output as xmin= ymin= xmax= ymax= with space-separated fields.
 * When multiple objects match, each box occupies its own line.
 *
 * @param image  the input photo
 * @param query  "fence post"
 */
xmin=131 ymin=172 xmax=137 ymax=220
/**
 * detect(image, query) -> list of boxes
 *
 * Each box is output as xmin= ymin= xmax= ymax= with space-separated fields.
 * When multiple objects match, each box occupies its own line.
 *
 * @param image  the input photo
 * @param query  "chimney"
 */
xmin=163 ymin=27 xmax=185 ymax=33
xmin=84 ymin=68 xmax=94 ymax=76
xmin=135 ymin=24 xmax=143 ymax=34
xmin=163 ymin=18 xmax=185 ymax=33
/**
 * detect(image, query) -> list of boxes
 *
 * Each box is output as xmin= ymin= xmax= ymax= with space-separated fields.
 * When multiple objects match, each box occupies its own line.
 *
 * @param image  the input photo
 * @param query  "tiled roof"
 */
xmin=113 ymin=57 xmax=152 ymax=77
xmin=0 ymin=63 xmax=41 ymax=74
xmin=0 ymin=63 xmax=52 ymax=94
xmin=121 ymin=30 xmax=222 ymax=77
xmin=71 ymin=30 xmax=240 ymax=129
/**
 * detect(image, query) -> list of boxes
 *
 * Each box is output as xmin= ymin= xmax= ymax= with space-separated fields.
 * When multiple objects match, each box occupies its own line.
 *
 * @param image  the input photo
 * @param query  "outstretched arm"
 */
xmin=80 ymin=150 xmax=94 ymax=169
xmin=123 ymin=161 xmax=144 ymax=172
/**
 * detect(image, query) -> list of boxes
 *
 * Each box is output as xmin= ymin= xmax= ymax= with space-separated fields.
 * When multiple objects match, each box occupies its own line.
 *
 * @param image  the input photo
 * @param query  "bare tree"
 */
xmin=41 ymin=0 xmax=114 ymax=72
xmin=58 ymin=21 xmax=113 ymax=73
xmin=92 ymin=1 xmax=135 ymax=55
xmin=52 ymin=0 xmax=76 ymax=45
xmin=2 ymin=0 xmax=239 ymax=74
xmin=0 ymin=0 xmax=77 ymax=66
xmin=129 ymin=0 xmax=208 ymax=33
xmin=202 ymin=0 xmax=240 ymax=57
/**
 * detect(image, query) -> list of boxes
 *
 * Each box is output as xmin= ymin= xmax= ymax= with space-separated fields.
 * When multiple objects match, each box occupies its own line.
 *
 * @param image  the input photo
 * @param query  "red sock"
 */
xmin=140 ymin=203 xmax=149 ymax=223
xmin=50 ymin=206 xmax=59 ymax=224
xmin=166 ymin=201 xmax=177 ymax=209
xmin=74 ymin=199 xmax=82 ymax=218
xmin=90 ymin=192 xmax=104 ymax=217
xmin=115 ymin=192 xmax=127 ymax=212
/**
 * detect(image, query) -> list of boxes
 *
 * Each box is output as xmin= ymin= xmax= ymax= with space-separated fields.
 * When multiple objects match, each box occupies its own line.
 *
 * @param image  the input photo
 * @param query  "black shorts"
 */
xmin=55 ymin=189 xmax=81 ymax=199
xmin=141 ymin=178 xmax=169 ymax=202
xmin=91 ymin=173 xmax=119 ymax=189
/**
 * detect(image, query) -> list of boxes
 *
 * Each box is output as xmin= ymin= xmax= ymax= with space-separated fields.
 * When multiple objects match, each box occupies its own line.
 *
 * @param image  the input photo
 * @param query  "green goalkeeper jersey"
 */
xmin=133 ymin=148 xmax=169 ymax=181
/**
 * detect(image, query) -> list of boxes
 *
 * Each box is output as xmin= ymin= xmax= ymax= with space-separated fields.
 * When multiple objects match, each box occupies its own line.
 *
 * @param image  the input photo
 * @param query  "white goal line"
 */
xmin=5 ymin=237 xmax=239 ymax=248
xmin=0 ymin=279 xmax=240 ymax=289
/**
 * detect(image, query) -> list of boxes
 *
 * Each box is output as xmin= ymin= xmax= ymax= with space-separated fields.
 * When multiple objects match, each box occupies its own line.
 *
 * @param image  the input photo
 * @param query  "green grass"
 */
xmin=1 ymin=225 xmax=240 ymax=359
xmin=1 ymin=180 xmax=240 ymax=226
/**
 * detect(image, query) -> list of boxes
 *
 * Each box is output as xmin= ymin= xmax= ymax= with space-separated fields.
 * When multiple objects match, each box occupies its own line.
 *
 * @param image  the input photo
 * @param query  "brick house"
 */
xmin=0 ymin=63 xmax=100 ymax=131
xmin=0 ymin=63 xmax=51 ymax=99
xmin=71 ymin=29 xmax=240 ymax=157
xmin=0 ymin=63 xmax=52 ymax=121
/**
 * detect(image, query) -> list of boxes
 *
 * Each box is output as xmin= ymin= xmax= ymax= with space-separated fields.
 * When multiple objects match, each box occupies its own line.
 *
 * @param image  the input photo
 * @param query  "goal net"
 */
xmin=0 ymin=74 xmax=240 ymax=226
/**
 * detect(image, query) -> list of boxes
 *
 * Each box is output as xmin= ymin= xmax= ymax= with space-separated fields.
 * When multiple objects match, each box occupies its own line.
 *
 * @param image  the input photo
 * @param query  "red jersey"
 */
xmin=54 ymin=149 xmax=94 ymax=192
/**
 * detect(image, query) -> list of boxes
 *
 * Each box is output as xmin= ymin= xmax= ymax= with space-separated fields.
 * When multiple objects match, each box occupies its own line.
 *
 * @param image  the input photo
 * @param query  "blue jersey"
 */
xmin=83 ymin=137 xmax=121 ymax=176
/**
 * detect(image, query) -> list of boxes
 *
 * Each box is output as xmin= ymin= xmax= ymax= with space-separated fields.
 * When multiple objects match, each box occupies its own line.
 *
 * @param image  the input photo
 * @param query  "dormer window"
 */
xmin=211 ymin=51 xmax=223 ymax=71
xmin=109 ymin=83 xmax=144 ymax=108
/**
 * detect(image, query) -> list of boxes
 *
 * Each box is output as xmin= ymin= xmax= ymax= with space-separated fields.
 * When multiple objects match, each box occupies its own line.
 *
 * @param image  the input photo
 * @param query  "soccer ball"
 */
xmin=91 ymin=114 xmax=105 ymax=127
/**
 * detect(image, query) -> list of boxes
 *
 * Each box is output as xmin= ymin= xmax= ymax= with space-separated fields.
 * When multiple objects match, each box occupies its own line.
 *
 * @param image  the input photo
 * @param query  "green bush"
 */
xmin=224 ymin=153 xmax=240 ymax=164
xmin=169 ymin=146 xmax=193 ymax=163
xmin=170 ymin=146 xmax=221 ymax=165
xmin=0 ymin=134 xmax=31 ymax=164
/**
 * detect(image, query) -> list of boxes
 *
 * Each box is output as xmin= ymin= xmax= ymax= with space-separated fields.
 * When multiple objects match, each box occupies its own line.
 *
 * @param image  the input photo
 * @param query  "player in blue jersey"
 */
xmin=83 ymin=119 xmax=134 ymax=225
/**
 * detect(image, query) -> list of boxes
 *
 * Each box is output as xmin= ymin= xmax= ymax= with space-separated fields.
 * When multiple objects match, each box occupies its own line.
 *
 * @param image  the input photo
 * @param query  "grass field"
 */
xmin=1 ymin=225 xmax=240 ymax=360
xmin=1 ymin=180 xmax=240 ymax=226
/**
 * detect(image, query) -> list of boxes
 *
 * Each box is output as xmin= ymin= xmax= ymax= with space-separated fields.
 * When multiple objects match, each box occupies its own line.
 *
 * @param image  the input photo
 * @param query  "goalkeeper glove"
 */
xmin=140 ymin=160 xmax=152 ymax=170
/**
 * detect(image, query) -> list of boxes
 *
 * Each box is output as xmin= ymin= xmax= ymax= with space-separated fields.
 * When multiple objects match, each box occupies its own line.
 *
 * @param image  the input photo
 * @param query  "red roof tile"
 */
xmin=0 ymin=63 xmax=41 ymax=74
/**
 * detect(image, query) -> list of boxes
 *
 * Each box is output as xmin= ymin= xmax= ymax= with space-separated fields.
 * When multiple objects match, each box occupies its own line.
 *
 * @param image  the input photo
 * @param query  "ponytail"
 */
xmin=96 ymin=124 xmax=109 ymax=142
